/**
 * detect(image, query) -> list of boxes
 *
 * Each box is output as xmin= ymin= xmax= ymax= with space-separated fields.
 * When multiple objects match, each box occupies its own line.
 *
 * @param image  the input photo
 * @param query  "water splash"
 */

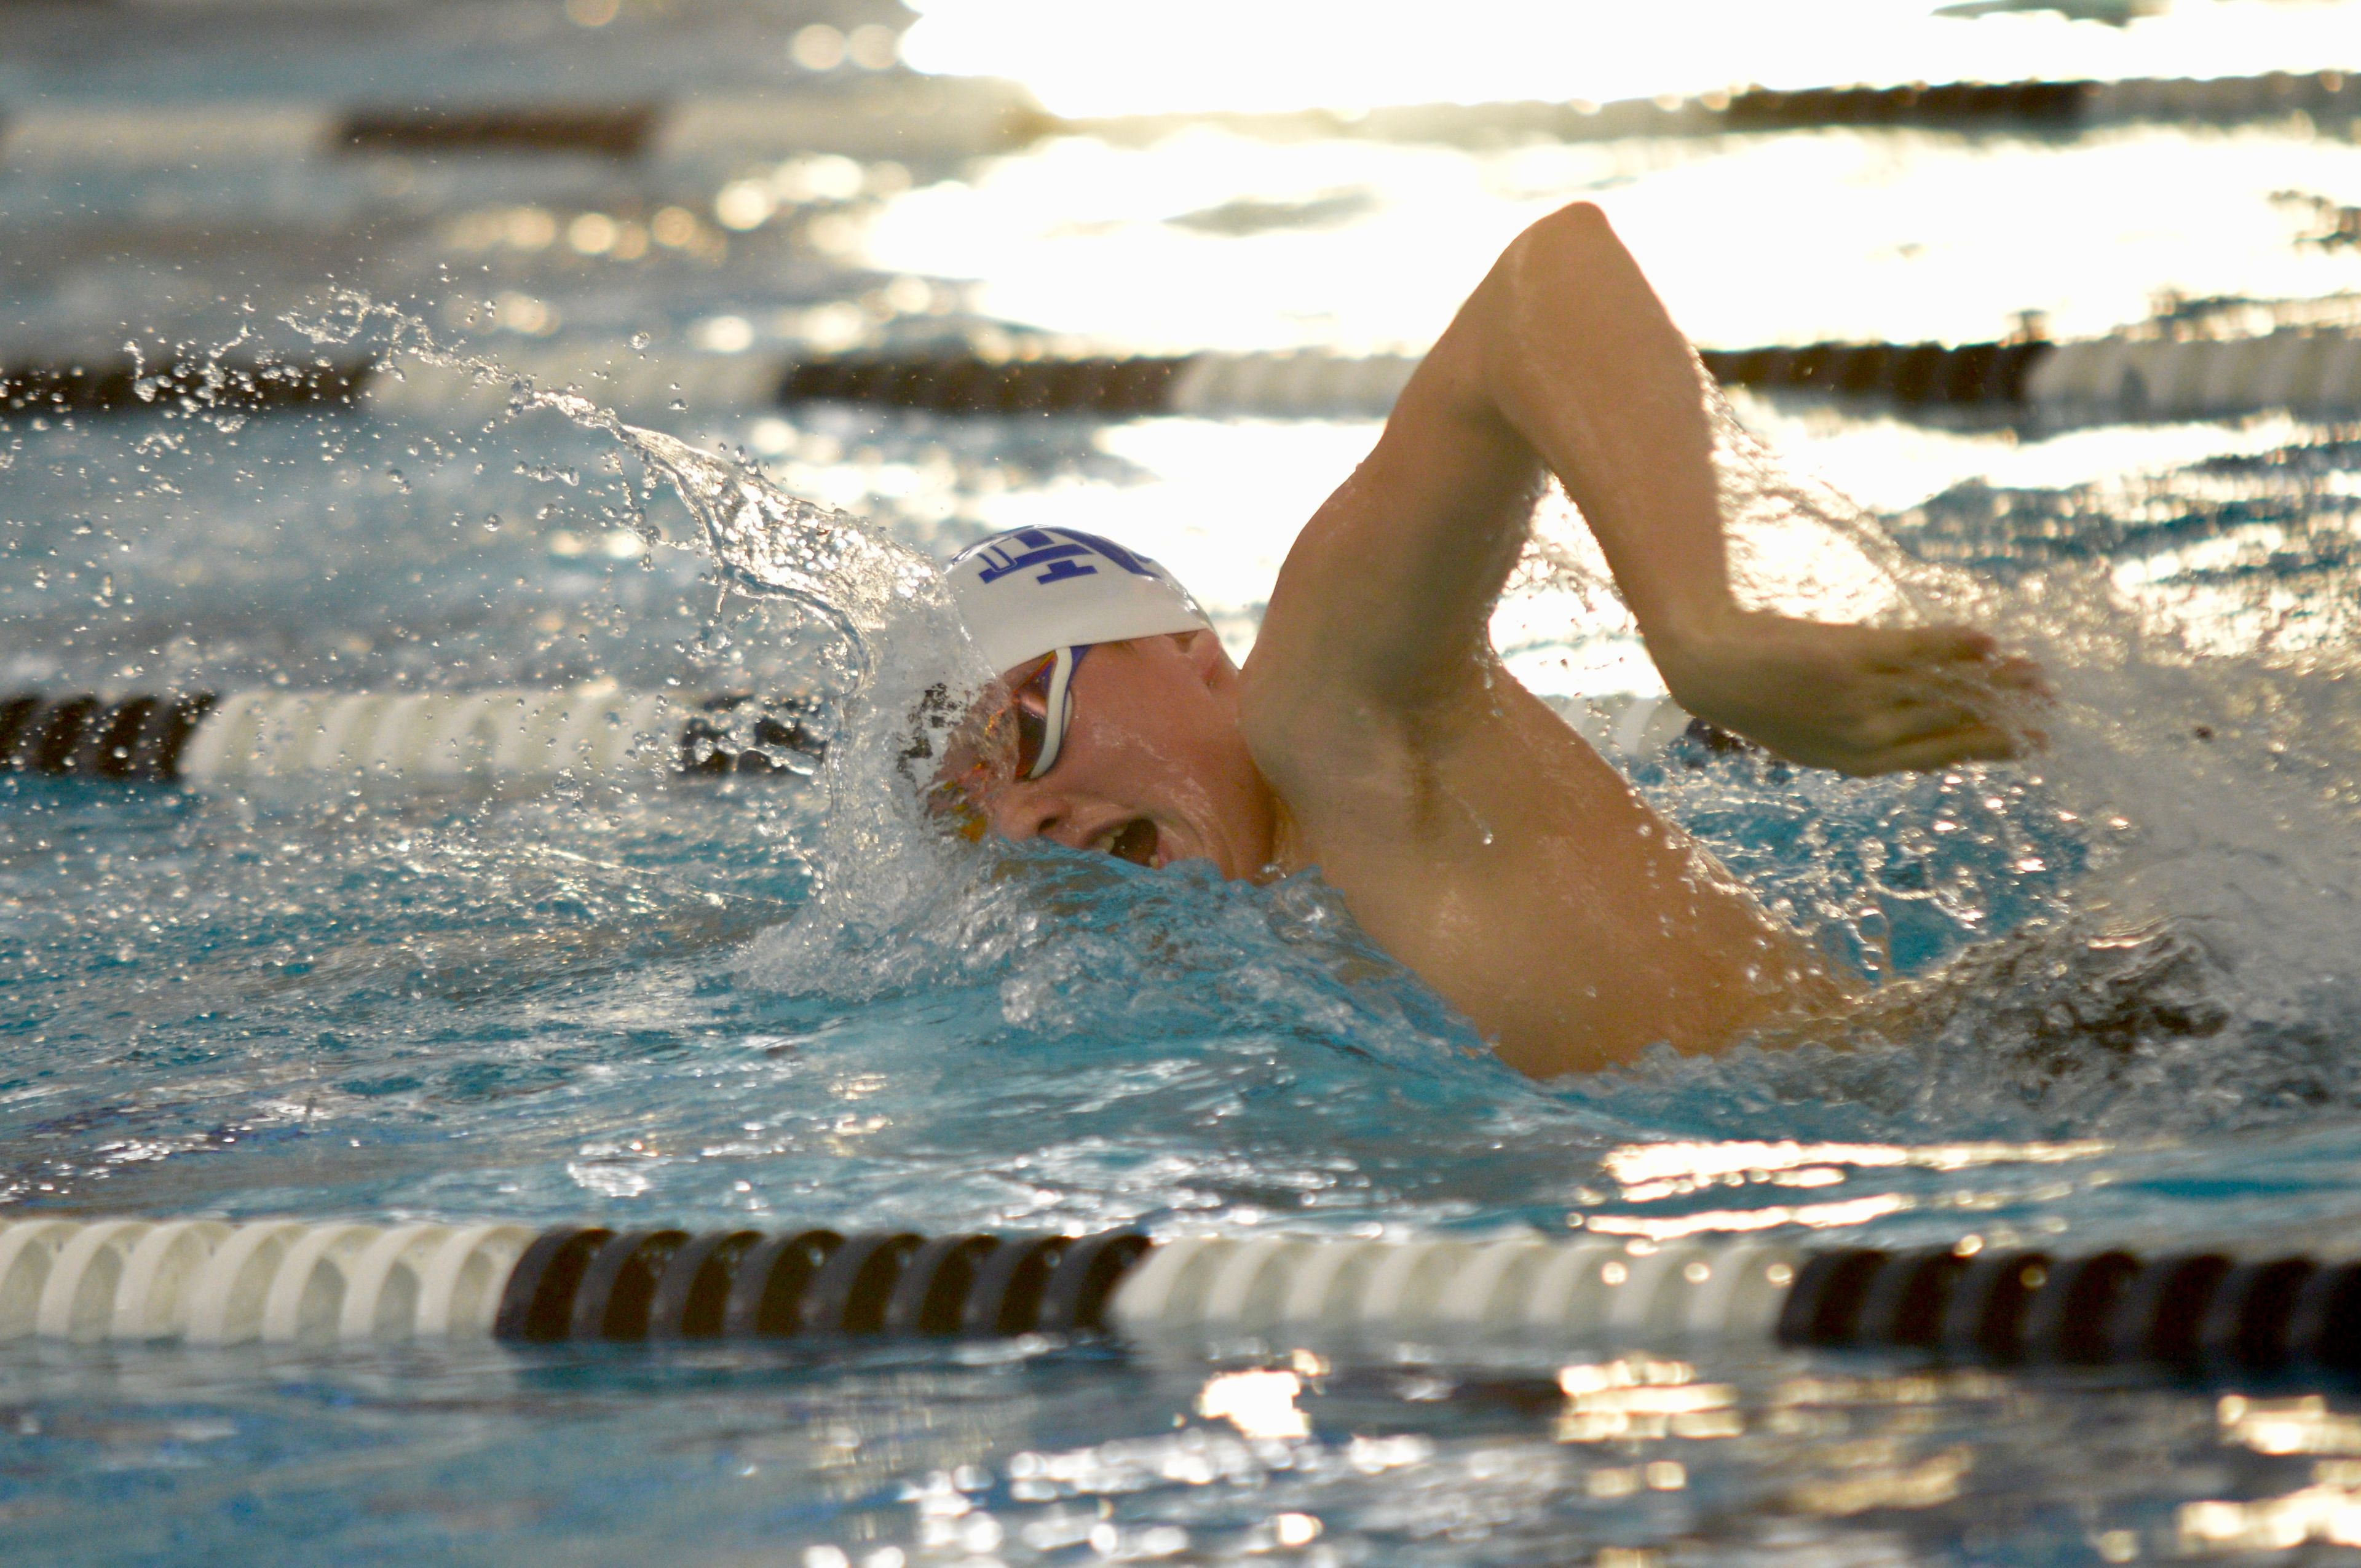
xmin=281 ymin=289 xmax=999 ymax=948
xmin=618 ymin=418 xmax=995 ymax=946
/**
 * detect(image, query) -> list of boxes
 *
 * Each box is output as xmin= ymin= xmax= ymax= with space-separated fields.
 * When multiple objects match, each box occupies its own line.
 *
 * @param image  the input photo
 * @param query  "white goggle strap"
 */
xmin=1025 ymin=645 xmax=1081 ymax=781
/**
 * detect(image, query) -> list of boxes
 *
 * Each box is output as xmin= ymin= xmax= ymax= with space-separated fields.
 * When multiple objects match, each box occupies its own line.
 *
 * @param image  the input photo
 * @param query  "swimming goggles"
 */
xmin=993 ymin=644 xmax=1086 ymax=781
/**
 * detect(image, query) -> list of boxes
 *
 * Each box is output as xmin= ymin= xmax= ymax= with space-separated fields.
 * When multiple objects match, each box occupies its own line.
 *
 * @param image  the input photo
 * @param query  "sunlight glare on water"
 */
xmin=860 ymin=123 xmax=2361 ymax=355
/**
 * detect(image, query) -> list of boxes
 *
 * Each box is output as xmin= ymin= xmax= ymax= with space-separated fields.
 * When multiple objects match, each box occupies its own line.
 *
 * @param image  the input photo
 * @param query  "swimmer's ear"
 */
xmin=1175 ymin=628 xmax=1235 ymax=686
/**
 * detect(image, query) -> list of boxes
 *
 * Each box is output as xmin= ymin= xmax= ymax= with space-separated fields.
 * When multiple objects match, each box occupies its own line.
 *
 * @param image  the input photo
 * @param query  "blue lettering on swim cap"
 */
xmin=973 ymin=531 xmax=1097 ymax=587
xmin=1050 ymin=529 xmax=1160 ymax=579
xmin=971 ymin=528 xmax=1163 ymax=588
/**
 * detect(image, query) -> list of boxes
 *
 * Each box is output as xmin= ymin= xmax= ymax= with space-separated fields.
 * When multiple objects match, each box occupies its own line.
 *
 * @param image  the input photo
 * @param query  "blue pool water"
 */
xmin=7 ymin=1 xmax=2361 ymax=1561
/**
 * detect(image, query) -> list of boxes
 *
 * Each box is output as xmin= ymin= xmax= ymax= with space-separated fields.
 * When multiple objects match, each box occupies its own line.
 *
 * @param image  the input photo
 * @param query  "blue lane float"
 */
xmin=1 ymin=1220 xmax=2356 ymax=1380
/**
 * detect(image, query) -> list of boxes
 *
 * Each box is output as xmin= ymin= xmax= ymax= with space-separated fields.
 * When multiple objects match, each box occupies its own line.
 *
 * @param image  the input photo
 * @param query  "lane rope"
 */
xmin=21 ymin=330 xmax=2357 ymax=426
xmin=9 ymin=322 xmax=2357 ymax=424
xmin=2 ymin=1219 xmax=2354 ymax=1379
xmin=0 ymin=689 xmax=1707 ymax=790
xmin=0 ymin=79 xmax=1051 ymax=167
xmin=1078 ymin=70 xmax=2359 ymax=146
xmin=3 ymin=71 xmax=2348 ymax=168
xmin=0 ymin=687 xmax=821 ymax=786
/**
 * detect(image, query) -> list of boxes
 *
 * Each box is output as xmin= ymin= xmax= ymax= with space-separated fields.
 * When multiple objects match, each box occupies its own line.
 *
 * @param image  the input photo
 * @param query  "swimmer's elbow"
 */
xmin=1474 ymin=202 xmax=1632 ymax=338
xmin=1501 ymin=205 xmax=1634 ymax=297
xmin=1536 ymin=199 xmax=1612 ymax=236
xmin=1509 ymin=202 xmax=1618 ymax=270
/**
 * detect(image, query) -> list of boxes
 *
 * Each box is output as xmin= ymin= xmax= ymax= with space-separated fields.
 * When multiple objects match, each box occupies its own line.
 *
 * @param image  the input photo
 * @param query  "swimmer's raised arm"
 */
xmin=1256 ymin=202 xmax=2035 ymax=774
xmin=954 ymin=204 xmax=2026 ymax=1072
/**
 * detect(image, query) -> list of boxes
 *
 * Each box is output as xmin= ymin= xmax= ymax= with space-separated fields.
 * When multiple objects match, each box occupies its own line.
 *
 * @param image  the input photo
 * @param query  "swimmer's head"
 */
xmin=933 ymin=528 xmax=1278 ymax=877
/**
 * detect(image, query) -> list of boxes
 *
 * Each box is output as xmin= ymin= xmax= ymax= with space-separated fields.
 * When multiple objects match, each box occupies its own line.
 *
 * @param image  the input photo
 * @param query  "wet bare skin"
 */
xmin=962 ymin=202 xmax=2034 ymax=1079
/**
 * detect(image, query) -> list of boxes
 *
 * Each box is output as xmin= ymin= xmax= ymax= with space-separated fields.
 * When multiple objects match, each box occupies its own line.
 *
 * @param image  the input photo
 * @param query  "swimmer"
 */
xmin=933 ymin=204 xmax=2039 ymax=1079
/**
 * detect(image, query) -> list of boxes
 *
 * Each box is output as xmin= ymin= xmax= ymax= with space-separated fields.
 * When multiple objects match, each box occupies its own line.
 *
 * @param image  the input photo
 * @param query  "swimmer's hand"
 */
xmin=1651 ymin=610 xmax=2046 ymax=775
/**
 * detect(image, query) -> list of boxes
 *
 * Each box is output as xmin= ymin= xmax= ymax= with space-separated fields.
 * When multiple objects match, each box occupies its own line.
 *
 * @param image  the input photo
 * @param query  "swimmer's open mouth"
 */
xmin=1098 ymin=818 xmax=1159 ymax=866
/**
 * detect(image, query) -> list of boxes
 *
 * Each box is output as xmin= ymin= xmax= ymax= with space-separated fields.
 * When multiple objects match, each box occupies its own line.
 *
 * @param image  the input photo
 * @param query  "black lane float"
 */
xmin=1774 ymin=1243 xmax=2361 ymax=1379
xmin=494 ymin=1227 xmax=1149 ymax=1344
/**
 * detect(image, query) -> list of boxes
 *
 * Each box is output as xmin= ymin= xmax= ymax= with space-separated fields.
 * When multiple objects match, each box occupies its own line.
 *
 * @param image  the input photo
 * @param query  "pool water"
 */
xmin=7 ymin=1 xmax=2361 ymax=1562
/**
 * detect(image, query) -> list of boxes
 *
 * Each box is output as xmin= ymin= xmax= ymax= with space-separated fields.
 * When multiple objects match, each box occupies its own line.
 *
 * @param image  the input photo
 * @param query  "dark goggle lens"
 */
xmin=1003 ymin=656 xmax=1058 ymax=778
xmin=1012 ymin=702 xmax=1047 ymax=778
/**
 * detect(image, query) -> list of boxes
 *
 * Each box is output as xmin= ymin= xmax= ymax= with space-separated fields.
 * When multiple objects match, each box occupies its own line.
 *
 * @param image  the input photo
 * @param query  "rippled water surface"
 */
xmin=7 ymin=1 xmax=2361 ymax=1562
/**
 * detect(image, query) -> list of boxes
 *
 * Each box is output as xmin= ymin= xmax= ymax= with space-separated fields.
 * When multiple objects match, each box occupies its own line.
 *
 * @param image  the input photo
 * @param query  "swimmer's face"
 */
xmin=939 ymin=631 xmax=1278 ymax=879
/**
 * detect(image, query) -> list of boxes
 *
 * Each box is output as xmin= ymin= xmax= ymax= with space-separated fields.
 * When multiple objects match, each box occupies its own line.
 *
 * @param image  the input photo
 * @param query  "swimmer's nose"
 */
xmin=988 ymin=786 xmax=1129 ymax=855
xmin=986 ymin=785 xmax=1074 ymax=847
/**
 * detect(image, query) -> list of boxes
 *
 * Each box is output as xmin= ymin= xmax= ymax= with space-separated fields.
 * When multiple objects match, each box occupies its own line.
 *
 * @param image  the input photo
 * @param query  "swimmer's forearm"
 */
xmin=1455 ymin=202 xmax=1741 ymax=654
xmin=1254 ymin=203 xmax=1740 ymax=711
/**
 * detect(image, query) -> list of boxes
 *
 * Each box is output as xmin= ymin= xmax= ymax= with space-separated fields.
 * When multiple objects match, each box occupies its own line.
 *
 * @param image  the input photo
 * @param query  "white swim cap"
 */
xmin=945 ymin=527 xmax=1211 ymax=676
